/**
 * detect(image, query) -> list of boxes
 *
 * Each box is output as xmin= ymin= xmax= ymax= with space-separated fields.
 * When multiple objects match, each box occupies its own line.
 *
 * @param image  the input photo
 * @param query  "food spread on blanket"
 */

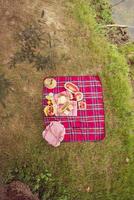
xmin=43 ymin=76 xmax=105 ymax=143
xmin=44 ymin=78 xmax=86 ymax=117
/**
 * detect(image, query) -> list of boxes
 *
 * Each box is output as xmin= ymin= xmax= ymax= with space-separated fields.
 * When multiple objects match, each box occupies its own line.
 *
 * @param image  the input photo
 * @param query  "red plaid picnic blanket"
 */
xmin=42 ymin=76 xmax=105 ymax=142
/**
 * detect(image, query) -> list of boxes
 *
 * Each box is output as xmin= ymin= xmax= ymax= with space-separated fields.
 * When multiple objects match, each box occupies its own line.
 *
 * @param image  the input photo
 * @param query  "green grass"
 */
xmin=0 ymin=0 xmax=134 ymax=199
xmin=90 ymin=0 xmax=112 ymax=24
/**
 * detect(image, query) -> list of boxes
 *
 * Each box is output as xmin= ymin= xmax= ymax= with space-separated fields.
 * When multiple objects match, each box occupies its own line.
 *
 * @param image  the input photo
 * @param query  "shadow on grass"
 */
xmin=9 ymin=23 xmax=56 ymax=71
xmin=0 ymin=74 xmax=11 ymax=107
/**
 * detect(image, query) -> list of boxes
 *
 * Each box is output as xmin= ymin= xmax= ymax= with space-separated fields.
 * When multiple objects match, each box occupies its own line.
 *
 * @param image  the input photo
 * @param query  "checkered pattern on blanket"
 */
xmin=42 ymin=76 xmax=105 ymax=142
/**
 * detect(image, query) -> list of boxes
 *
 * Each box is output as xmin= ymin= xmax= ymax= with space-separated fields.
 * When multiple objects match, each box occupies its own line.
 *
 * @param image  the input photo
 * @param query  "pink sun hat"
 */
xmin=42 ymin=121 xmax=65 ymax=147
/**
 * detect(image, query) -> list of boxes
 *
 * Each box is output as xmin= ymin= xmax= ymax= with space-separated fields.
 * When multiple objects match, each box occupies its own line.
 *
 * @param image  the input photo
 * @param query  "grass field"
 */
xmin=0 ymin=0 xmax=134 ymax=199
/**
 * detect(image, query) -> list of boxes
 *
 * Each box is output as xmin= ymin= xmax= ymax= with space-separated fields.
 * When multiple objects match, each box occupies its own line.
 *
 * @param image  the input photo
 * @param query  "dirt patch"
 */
xmin=0 ymin=0 xmax=34 ymax=63
xmin=105 ymin=27 xmax=129 ymax=45
xmin=0 ymin=0 xmax=69 ymax=68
